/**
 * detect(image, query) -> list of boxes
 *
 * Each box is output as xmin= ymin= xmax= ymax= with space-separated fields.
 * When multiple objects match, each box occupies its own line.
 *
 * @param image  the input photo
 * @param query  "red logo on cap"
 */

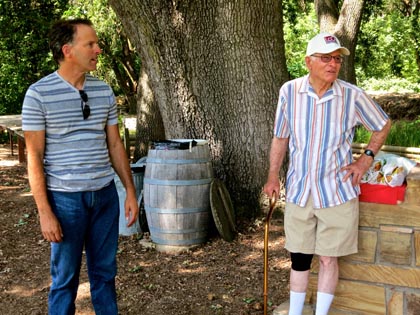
xmin=324 ymin=36 xmax=338 ymax=44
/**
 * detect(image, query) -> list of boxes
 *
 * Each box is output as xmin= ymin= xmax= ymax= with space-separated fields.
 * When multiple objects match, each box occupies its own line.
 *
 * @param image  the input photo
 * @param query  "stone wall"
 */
xmin=306 ymin=164 xmax=420 ymax=314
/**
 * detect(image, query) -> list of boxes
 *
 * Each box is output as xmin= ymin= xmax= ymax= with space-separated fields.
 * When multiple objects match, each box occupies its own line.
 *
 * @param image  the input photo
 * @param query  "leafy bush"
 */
xmin=0 ymin=0 xmax=66 ymax=115
xmin=359 ymin=77 xmax=420 ymax=93
xmin=283 ymin=2 xmax=318 ymax=79
xmin=354 ymin=117 xmax=420 ymax=148
xmin=356 ymin=10 xmax=419 ymax=83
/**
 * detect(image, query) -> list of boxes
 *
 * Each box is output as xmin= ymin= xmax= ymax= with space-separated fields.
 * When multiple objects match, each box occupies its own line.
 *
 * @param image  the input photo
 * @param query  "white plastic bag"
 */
xmin=361 ymin=152 xmax=416 ymax=187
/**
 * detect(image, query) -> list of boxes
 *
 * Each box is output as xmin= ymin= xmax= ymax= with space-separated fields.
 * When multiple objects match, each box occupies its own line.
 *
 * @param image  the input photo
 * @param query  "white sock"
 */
xmin=315 ymin=291 xmax=335 ymax=315
xmin=288 ymin=291 xmax=306 ymax=315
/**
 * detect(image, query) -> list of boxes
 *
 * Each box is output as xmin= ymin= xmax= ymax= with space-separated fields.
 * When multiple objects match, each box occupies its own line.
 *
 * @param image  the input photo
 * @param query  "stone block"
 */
xmin=405 ymin=165 xmax=420 ymax=206
xmin=380 ymin=226 xmax=413 ymax=233
xmin=339 ymin=262 xmax=420 ymax=288
xmin=359 ymin=202 xmax=420 ymax=229
xmin=306 ymin=276 xmax=385 ymax=314
xmin=415 ymin=230 xmax=420 ymax=267
xmin=273 ymin=301 xmax=313 ymax=315
xmin=330 ymin=279 xmax=385 ymax=314
xmin=379 ymin=228 xmax=412 ymax=265
xmin=387 ymin=289 xmax=403 ymax=315
xmin=328 ymin=310 xmax=355 ymax=315
xmin=345 ymin=229 xmax=377 ymax=263
xmin=407 ymin=292 xmax=420 ymax=315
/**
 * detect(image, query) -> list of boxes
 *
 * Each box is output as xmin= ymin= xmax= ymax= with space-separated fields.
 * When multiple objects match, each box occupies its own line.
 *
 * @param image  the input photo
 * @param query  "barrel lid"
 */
xmin=210 ymin=179 xmax=236 ymax=242
xmin=170 ymin=139 xmax=208 ymax=145
xmin=150 ymin=140 xmax=198 ymax=150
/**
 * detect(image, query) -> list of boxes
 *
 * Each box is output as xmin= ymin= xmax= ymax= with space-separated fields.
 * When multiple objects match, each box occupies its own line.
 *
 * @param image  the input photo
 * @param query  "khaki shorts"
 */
xmin=284 ymin=198 xmax=359 ymax=257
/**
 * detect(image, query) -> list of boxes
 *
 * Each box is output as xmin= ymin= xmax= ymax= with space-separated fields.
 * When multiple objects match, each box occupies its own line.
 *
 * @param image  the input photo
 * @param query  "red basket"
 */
xmin=359 ymin=183 xmax=406 ymax=205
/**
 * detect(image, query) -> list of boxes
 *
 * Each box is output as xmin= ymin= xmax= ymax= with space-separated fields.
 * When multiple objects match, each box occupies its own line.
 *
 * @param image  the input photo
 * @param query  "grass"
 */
xmin=354 ymin=118 xmax=420 ymax=148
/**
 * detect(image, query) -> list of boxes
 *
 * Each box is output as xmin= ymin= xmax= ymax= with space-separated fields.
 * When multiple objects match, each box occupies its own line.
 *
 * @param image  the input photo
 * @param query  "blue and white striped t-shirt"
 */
xmin=22 ymin=71 xmax=119 ymax=192
xmin=274 ymin=75 xmax=389 ymax=209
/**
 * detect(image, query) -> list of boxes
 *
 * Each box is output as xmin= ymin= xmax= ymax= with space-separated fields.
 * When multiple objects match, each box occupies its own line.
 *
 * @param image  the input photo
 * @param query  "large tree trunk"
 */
xmin=109 ymin=0 xmax=288 ymax=216
xmin=315 ymin=0 xmax=365 ymax=84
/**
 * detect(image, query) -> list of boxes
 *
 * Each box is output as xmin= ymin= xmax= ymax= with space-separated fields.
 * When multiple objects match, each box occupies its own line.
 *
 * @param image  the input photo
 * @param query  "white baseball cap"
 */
xmin=306 ymin=33 xmax=350 ymax=56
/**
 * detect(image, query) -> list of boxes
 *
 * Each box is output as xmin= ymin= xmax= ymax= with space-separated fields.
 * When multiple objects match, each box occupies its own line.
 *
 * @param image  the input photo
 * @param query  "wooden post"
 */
xmin=8 ymin=128 xmax=14 ymax=157
xmin=124 ymin=127 xmax=130 ymax=158
xmin=6 ymin=127 xmax=26 ymax=163
xmin=17 ymin=133 xmax=25 ymax=163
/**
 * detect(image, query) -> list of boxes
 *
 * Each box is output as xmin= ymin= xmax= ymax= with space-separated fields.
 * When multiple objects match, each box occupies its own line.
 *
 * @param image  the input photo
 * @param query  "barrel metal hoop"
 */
xmin=149 ymin=226 xmax=208 ymax=234
xmin=146 ymin=157 xmax=209 ymax=164
xmin=143 ymin=178 xmax=212 ymax=186
xmin=145 ymin=206 xmax=208 ymax=214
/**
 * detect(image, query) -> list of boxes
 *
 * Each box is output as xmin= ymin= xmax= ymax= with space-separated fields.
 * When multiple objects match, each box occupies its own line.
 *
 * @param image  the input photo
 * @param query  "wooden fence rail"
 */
xmin=352 ymin=143 xmax=420 ymax=161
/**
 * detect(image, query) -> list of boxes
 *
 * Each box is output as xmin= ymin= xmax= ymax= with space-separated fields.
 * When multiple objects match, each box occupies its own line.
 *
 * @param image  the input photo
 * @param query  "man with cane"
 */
xmin=263 ymin=33 xmax=390 ymax=314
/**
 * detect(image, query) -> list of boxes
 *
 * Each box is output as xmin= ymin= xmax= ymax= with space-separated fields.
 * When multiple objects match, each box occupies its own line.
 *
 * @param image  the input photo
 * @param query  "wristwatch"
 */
xmin=364 ymin=149 xmax=375 ymax=159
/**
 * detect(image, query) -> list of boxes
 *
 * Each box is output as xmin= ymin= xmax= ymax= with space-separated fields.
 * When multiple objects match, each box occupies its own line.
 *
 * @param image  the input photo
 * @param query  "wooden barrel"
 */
xmin=143 ymin=139 xmax=213 ymax=251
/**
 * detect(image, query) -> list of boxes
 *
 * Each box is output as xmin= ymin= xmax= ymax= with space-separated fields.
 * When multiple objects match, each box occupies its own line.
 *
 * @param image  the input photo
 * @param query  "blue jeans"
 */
xmin=47 ymin=181 xmax=119 ymax=315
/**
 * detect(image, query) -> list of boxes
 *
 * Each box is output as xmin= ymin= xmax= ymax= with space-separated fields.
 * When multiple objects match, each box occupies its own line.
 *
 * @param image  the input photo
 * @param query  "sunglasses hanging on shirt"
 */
xmin=79 ymin=90 xmax=90 ymax=120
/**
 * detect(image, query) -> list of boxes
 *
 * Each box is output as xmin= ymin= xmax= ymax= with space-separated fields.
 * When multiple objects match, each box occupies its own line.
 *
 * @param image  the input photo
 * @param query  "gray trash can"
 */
xmin=115 ymin=158 xmax=146 ymax=236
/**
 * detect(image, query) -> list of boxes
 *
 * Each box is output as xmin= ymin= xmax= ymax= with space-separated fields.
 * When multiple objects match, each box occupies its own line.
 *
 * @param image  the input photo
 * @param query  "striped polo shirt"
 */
xmin=274 ymin=75 xmax=389 ymax=209
xmin=22 ymin=71 xmax=118 ymax=192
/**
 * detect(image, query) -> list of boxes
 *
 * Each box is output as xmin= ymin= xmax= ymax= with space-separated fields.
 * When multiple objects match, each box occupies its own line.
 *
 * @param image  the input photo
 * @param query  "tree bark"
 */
xmin=108 ymin=0 xmax=288 ymax=216
xmin=315 ymin=0 xmax=365 ymax=84
xmin=315 ymin=0 xmax=339 ymax=31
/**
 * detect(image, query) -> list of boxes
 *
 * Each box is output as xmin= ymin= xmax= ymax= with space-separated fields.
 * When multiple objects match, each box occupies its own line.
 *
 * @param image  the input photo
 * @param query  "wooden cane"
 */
xmin=264 ymin=193 xmax=277 ymax=315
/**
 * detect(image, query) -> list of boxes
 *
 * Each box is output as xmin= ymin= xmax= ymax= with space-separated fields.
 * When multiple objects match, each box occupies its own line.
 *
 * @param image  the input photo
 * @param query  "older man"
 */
xmin=264 ymin=33 xmax=391 ymax=315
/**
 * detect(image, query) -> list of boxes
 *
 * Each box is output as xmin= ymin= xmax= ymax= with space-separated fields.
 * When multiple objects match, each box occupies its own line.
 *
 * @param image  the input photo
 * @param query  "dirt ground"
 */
xmin=0 ymin=144 xmax=289 ymax=315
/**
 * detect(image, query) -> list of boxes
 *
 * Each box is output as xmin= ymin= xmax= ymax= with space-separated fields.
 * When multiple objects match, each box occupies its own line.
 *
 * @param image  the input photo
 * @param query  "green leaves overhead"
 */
xmin=0 ymin=0 xmax=67 ymax=114
xmin=0 ymin=0 xmax=419 ymax=115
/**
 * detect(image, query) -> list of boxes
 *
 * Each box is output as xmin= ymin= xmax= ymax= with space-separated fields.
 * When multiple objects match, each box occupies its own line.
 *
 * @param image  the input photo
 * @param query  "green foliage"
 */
xmin=283 ymin=1 xmax=318 ymax=78
xmin=281 ymin=0 xmax=419 ymax=91
xmin=354 ymin=118 xmax=420 ymax=148
xmin=0 ymin=0 xmax=68 ymax=114
xmin=64 ymin=1 xmax=119 ymax=92
xmin=0 ymin=0 xmax=419 ymax=115
xmin=0 ymin=131 xmax=8 ymax=143
xmin=385 ymin=119 xmax=420 ymax=148
xmin=63 ymin=0 xmax=141 ymax=96
xmin=359 ymin=77 xmax=420 ymax=93
xmin=14 ymin=213 xmax=30 ymax=227
xmin=353 ymin=127 xmax=370 ymax=145
xmin=356 ymin=11 xmax=419 ymax=83
xmin=0 ymin=0 xmax=140 ymax=115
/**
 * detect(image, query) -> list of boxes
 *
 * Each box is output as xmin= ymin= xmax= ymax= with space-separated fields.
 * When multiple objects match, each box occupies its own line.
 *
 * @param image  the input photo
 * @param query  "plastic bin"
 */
xmin=115 ymin=158 xmax=146 ymax=235
xmin=359 ymin=182 xmax=406 ymax=205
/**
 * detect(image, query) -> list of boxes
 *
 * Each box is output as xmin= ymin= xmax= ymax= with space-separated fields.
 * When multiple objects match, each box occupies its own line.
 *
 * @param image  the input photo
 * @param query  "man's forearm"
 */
xmin=365 ymin=119 xmax=391 ymax=154
xmin=267 ymin=137 xmax=288 ymax=181
xmin=27 ymin=154 xmax=51 ymax=214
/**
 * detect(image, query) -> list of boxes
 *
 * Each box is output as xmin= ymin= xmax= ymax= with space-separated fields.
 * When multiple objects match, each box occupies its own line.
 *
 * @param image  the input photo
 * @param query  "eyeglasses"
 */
xmin=79 ymin=90 xmax=90 ymax=120
xmin=311 ymin=54 xmax=344 ymax=64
